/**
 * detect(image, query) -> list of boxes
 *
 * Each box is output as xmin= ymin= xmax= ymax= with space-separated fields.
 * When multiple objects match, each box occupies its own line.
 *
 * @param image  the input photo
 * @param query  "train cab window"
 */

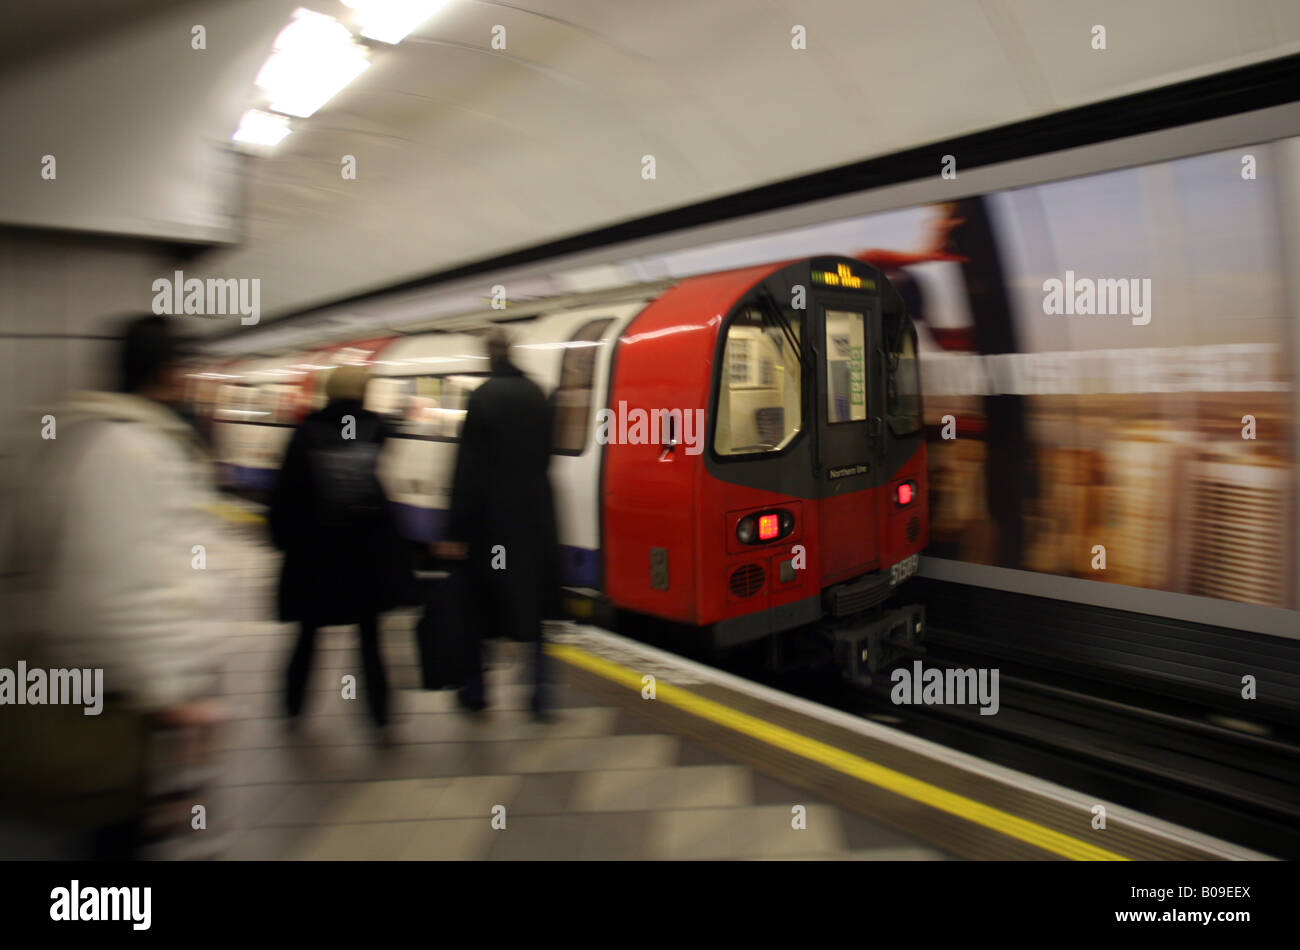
xmin=883 ymin=311 xmax=922 ymax=436
xmin=553 ymin=318 xmax=612 ymax=455
xmin=728 ymin=338 xmax=751 ymax=385
xmin=824 ymin=309 xmax=868 ymax=424
xmin=714 ymin=306 xmax=802 ymax=456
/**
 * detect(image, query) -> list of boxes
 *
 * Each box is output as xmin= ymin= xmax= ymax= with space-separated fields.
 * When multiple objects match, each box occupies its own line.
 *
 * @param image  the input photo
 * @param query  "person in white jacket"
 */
xmin=3 ymin=314 xmax=224 ymax=859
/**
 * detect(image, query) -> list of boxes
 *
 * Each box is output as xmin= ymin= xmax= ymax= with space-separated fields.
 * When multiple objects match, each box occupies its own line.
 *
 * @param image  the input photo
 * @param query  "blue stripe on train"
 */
xmin=390 ymin=502 xmax=600 ymax=589
xmin=219 ymin=463 xmax=278 ymax=492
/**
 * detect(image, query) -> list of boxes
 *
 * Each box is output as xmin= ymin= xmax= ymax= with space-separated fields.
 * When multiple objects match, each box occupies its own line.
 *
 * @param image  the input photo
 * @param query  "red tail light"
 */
xmin=896 ymin=482 xmax=914 ymax=506
xmin=736 ymin=509 xmax=795 ymax=545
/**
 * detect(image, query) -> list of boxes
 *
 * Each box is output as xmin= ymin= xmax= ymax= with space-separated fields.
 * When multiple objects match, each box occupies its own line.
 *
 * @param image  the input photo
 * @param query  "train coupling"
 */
xmin=832 ymin=603 xmax=926 ymax=686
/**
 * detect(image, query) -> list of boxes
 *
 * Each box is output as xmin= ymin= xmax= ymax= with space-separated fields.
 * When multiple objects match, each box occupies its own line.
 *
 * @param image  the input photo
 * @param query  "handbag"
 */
xmin=0 ymin=698 xmax=150 ymax=835
xmin=0 ymin=424 xmax=152 ymax=835
xmin=414 ymin=568 xmax=476 ymax=689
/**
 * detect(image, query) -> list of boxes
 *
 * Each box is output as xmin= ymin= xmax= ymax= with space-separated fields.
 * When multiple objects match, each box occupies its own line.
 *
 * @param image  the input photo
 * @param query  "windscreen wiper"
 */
xmin=757 ymin=289 xmax=804 ymax=367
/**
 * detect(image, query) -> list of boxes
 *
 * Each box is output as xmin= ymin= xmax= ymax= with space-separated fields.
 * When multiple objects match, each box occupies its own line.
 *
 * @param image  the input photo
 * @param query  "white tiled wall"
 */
xmin=0 ymin=230 xmax=183 ymax=568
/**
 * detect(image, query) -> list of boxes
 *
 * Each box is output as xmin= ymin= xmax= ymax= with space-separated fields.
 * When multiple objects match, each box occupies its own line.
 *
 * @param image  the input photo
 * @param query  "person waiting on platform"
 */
xmin=438 ymin=328 xmax=562 ymax=721
xmin=269 ymin=364 xmax=410 ymax=738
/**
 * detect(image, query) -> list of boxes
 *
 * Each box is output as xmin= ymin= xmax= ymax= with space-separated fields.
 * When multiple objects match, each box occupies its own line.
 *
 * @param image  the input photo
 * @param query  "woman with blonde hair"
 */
xmin=269 ymin=363 xmax=410 ymax=737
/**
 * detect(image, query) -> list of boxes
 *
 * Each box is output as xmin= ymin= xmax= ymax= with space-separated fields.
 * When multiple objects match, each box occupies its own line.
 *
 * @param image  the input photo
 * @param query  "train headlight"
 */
xmin=737 ymin=518 xmax=756 ymax=544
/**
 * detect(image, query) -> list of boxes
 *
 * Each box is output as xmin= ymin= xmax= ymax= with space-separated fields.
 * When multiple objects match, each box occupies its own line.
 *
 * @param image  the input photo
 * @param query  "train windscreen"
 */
xmin=884 ymin=312 xmax=921 ymax=436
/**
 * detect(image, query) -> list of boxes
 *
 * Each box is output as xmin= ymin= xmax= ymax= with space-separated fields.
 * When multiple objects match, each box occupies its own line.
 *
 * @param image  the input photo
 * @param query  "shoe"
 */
xmin=457 ymin=691 xmax=487 ymax=715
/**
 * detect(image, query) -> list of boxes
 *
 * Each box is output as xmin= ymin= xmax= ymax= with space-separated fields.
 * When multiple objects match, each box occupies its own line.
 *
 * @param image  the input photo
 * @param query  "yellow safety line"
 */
xmin=548 ymin=641 xmax=1128 ymax=861
xmin=210 ymin=502 xmax=266 ymax=524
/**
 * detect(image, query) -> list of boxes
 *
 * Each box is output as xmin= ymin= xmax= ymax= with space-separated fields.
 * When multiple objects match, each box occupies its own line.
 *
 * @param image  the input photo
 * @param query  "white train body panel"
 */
xmin=367 ymin=303 xmax=646 ymax=586
xmin=210 ymin=351 xmax=314 ymax=491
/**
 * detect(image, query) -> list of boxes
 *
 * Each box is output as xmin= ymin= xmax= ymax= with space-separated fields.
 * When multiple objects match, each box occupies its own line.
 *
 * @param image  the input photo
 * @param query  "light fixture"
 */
xmin=233 ymin=109 xmax=292 ymax=147
xmin=256 ymin=8 xmax=370 ymax=118
xmin=342 ymin=0 xmax=449 ymax=44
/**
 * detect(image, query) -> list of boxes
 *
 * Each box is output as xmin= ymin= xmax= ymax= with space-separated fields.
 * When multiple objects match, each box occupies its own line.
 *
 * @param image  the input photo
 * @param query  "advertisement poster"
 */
xmin=634 ymin=143 xmax=1295 ymax=609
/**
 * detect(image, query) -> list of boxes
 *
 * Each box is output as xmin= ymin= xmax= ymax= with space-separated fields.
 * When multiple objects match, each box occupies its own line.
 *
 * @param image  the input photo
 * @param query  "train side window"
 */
xmin=368 ymin=373 xmax=489 ymax=440
xmin=553 ymin=318 xmax=613 ymax=455
xmin=437 ymin=375 xmax=486 ymax=439
xmin=248 ymin=384 xmax=277 ymax=422
xmin=367 ymin=377 xmax=403 ymax=418
xmin=263 ymin=382 xmax=300 ymax=424
xmin=213 ymin=383 xmax=247 ymax=421
xmin=714 ymin=305 xmax=802 ymax=456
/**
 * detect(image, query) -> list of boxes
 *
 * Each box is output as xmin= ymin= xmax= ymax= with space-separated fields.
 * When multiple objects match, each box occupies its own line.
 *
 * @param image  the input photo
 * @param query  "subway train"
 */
xmin=197 ymin=255 xmax=928 ymax=679
xmin=191 ymin=76 xmax=1300 ymax=717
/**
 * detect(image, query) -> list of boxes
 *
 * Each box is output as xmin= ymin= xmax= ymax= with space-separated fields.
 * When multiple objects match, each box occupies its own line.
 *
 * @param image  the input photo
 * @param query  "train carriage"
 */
xmin=366 ymin=254 xmax=928 ymax=679
xmin=209 ymin=351 xmax=311 ymax=491
xmin=207 ymin=337 xmax=392 ymax=492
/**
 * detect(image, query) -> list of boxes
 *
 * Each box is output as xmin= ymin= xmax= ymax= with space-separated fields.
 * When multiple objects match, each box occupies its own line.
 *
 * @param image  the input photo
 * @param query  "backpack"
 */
xmin=308 ymin=437 xmax=385 ymax=529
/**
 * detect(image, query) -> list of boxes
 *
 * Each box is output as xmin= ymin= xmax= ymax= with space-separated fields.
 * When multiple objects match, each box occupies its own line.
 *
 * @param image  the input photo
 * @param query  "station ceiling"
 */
xmin=4 ymin=0 xmax=1300 ymax=331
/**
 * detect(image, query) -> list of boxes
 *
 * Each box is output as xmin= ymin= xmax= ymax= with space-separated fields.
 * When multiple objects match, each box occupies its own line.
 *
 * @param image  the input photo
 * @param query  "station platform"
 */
xmin=208 ymin=504 xmax=1263 ymax=862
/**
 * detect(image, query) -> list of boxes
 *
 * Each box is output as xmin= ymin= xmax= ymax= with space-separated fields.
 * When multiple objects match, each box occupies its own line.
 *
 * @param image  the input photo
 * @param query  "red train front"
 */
xmin=602 ymin=255 xmax=928 ymax=681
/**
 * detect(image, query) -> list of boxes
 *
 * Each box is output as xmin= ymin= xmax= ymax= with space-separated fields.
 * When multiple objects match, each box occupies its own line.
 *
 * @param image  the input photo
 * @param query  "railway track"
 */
xmin=705 ymin=630 xmax=1300 ymax=858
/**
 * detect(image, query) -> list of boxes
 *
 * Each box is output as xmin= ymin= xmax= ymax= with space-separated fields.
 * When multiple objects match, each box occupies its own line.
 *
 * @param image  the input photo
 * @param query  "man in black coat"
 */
xmin=268 ymin=364 xmax=409 ymax=733
xmin=440 ymin=328 xmax=561 ymax=719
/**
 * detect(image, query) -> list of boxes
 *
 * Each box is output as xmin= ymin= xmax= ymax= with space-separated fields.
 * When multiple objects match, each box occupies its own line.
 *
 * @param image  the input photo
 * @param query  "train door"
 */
xmin=813 ymin=292 xmax=882 ymax=586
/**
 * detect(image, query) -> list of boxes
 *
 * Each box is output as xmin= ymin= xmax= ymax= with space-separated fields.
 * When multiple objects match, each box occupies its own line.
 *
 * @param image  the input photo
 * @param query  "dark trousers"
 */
xmin=459 ymin=624 xmax=547 ymax=714
xmin=287 ymin=615 xmax=389 ymax=726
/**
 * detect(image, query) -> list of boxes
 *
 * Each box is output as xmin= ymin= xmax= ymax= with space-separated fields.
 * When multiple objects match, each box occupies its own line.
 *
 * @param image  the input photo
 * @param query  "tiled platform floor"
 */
xmin=208 ymin=508 xmax=952 ymax=860
xmin=213 ymin=623 xmax=948 ymax=860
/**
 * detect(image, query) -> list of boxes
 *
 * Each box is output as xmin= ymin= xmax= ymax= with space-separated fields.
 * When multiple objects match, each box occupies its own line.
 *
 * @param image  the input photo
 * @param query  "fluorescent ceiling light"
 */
xmin=256 ymin=9 xmax=370 ymax=118
xmin=233 ymin=109 xmax=292 ymax=147
xmin=343 ymin=0 xmax=449 ymax=44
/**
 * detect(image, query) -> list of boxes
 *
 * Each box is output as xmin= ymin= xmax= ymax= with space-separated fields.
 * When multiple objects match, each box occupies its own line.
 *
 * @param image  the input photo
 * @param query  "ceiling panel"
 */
xmin=2 ymin=0 xmax=1298 ymax=330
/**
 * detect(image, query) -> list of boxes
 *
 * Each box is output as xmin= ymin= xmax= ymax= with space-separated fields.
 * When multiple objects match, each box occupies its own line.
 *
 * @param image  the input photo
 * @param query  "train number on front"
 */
xmin=889 ymin=554 xmax=919 ymax=587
